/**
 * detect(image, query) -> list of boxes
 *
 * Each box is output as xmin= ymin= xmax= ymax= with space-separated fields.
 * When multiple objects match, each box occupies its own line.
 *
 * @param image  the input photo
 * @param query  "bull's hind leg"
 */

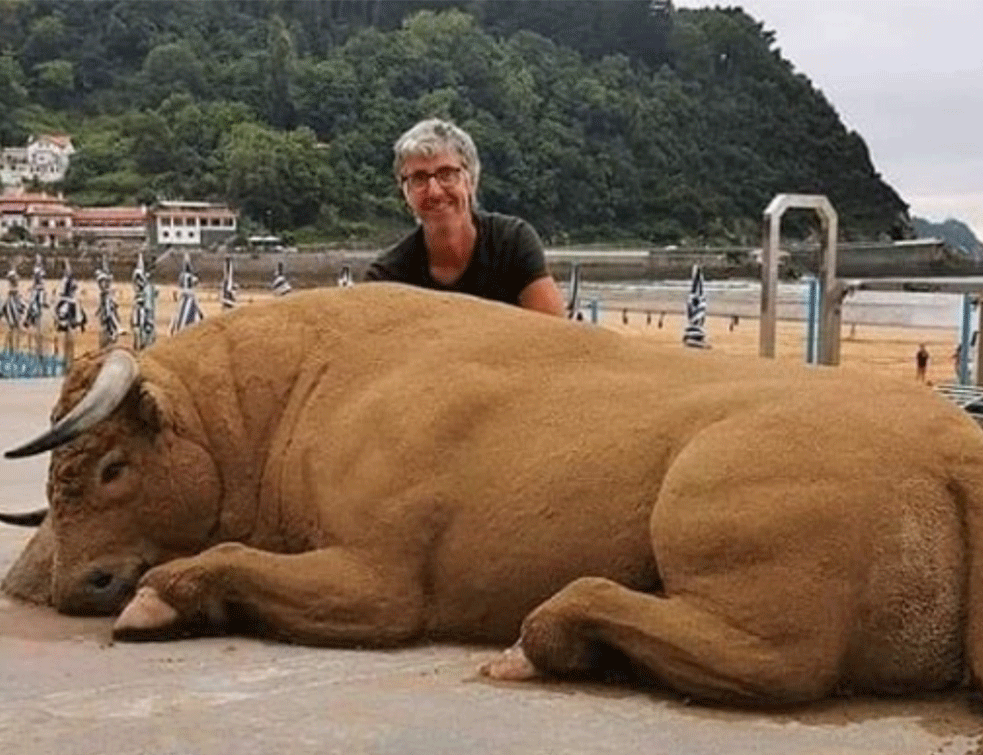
xmin=485 ymin=577 xmax=836 ymax=705
xmin=113 ymin=542 xmax=425 ymax=646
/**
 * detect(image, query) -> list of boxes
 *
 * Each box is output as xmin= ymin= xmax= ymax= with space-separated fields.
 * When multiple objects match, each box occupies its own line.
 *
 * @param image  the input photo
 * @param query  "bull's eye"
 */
xmin=100 ymin=459 xmax=127 ymax=485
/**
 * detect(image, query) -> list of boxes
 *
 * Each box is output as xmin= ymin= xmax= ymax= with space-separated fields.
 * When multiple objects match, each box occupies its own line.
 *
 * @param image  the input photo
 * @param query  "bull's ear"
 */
xmin=137 ymin=383 xmax=172 ymax=434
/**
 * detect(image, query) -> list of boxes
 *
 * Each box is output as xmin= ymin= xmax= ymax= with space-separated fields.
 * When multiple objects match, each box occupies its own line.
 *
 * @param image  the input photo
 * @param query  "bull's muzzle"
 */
xmin=55 ymin=557 xmax=149 ymax=616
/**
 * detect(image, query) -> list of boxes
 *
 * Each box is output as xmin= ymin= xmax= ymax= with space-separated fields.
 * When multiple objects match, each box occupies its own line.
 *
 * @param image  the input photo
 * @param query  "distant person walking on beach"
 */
xmin=915 ymin=344 xmax=929 ymax=382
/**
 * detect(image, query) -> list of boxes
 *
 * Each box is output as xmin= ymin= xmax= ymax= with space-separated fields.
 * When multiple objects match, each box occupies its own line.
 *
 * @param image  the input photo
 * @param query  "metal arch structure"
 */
xmin=760 ymin=194 xmax=841 ymax=366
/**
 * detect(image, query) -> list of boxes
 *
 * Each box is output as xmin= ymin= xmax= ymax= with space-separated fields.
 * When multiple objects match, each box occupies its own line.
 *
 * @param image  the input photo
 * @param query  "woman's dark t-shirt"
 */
xmin=363 ymin=211 xmax=550 ymax=305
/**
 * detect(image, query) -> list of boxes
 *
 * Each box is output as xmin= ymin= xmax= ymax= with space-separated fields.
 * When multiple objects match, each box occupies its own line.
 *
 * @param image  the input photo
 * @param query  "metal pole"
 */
xmin=959 ymin=294 xmax=972 ymax=384
xmin=975 ymin=295 xmax=983 ymax=386
xmin=805 ymin=277 xmax=818 ymax=364
xmin=816 ymin=211 xmax=841 ymax=366
xmin=759 ymin=214 xmax=780 ymax=358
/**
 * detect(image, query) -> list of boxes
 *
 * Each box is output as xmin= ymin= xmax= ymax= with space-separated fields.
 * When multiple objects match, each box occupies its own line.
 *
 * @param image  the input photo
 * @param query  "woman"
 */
xmin=364 ymin=118 xmax=566 ymax=316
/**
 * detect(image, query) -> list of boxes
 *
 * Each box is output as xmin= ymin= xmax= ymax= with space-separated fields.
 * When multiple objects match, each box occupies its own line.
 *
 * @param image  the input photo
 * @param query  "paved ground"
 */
xmin=0 ymin=378 xmax=981 ymax=754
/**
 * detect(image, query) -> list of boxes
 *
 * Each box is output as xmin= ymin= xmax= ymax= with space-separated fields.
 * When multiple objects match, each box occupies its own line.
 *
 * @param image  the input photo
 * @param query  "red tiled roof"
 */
xmin=0 ymin=191 xmax=63 ymax=206
xmin=26 ymin=203 xmax=73 ymax=215
xmin=73 ymin=206 xmax=147 ymax=221
xmin=31 ymin=134 xmax=74 ymax=149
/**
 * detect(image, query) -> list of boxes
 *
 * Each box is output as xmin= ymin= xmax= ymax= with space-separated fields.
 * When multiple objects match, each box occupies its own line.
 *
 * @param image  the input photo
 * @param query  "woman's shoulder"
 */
xmin=476 ymin=210 xmax=536 ymax=237
xmin=365 ymin=226 xmax=425 ymax=280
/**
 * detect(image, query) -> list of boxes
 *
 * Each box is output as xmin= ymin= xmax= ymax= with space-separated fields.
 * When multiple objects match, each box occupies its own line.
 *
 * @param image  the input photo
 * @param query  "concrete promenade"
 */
xmin=0 ymin=378 xmax=980 ymax=754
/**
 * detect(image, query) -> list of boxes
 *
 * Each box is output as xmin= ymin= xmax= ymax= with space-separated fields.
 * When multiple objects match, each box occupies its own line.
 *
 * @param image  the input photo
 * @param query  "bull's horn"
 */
xmin=0 ymin=508 xmax=48 ymax=526
xmin=5 ymin=349 xmax=139 ymax=459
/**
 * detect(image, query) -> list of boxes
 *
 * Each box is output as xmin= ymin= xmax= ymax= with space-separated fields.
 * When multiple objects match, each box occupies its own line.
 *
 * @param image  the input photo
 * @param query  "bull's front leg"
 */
xmin=113 ymin=542 xmax=425 ymax=646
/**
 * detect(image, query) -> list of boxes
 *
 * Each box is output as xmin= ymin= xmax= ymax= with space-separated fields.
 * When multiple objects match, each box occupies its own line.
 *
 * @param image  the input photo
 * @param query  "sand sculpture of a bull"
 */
xmin=3 ymin=283 xmax=983 ymax=706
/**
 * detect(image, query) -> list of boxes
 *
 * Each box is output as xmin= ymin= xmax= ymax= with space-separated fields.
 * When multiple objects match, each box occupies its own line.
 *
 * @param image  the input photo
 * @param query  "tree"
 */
xmin=34 ymin=58 xmax=74 ymax=109
xmin=267 ymin=14 xmax=297 ymax=130
xmin=20 ymin=12 xmax=67 ymax=70
xmin=0 ymin=53 xmax=28 ymax=144
xmin=129 ymin=111 xmax=174 ymax=175
xmin=141 ymin=41 xmax=203 ymax=107
xmin=223 ymin=123 xmax=333 ymax=229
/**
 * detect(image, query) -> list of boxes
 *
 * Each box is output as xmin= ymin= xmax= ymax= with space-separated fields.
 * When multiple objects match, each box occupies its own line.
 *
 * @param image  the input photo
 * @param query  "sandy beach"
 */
xmin=1 ymin=277 xmax=963 ymax=389
xmin=600 ymin=309 xmax=957 ymax=385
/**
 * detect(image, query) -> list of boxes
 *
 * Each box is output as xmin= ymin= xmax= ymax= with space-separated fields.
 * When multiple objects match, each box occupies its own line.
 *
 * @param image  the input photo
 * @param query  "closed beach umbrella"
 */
xmin=95 ymin=256 xmax=121 ymax=347
xmin=169 ymin=253 xmax=204 ymax=335
xmin=130 ymin=251 xmax=156 ymax=350
xmin=53 ymin=259 xmax=86 ymax=368
xmin=221 ymin=255 xmax=237 ymax=309
xmin=2 ymin=268 xmax=25 ymax=327
xmin=271 ymin=261 xmax=292 ymax=296
xmin=683 ymin=264 xmax=708 ymax=348
xmin=54 ymin=260 xmax=86 ymax=333
xmin=566 ymin=262 xmax=581 ymax=319
xmin=1 ymin=268 xmax=25 ymax=351
xmin=337 ymin=264 xmax=353 ymax=288
xmin=22 ymin=255 xmax=47 ymax=331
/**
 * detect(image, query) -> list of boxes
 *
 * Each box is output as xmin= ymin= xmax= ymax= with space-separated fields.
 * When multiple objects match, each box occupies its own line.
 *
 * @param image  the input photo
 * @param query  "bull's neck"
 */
xmin=146 ymin=346 xmax=303 ymax=544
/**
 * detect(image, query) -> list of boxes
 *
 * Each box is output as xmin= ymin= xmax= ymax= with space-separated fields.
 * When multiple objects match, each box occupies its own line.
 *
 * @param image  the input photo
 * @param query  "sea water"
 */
xmin=579 ymin=278 xmax=983 ymax=330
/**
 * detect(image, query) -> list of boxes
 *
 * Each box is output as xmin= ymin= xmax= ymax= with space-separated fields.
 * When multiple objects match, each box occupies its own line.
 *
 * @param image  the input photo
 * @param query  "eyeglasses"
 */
xmin=401 ymin=166 xmax=465 ymax=192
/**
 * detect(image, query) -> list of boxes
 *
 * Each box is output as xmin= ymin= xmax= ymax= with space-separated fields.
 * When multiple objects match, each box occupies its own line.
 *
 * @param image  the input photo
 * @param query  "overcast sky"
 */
xmin=674 ymin=0 xmax=983 ymax=239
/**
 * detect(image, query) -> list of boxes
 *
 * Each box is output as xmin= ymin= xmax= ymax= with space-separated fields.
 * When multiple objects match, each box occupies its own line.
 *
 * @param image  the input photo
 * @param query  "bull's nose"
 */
xmin=77 ymin=567 xmax=140 ymax=615
xmin=57 ymin=561 xmax=147 ymax=616
xmin=86 ymin=567 xmax=120 ymax=592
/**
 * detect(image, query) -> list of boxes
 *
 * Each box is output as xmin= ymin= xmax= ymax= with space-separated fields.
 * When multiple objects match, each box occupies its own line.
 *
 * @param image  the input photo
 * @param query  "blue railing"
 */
xmin=0 ymin=350 xmax=66 ymax=378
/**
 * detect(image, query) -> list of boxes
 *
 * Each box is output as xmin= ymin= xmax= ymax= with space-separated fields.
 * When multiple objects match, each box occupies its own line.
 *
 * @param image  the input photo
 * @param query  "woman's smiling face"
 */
xmin=400 ymin=152 xmax=474 ymax=226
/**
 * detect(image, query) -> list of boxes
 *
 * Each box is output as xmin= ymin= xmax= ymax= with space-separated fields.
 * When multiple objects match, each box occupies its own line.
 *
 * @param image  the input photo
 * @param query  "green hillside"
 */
xmin=0 ymin=0 xmax=910 ymax=245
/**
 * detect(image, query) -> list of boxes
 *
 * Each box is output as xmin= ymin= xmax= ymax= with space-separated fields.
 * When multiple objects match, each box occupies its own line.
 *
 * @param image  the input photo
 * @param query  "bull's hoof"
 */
xmin=112 ymin=586 xmax=179 ymax=640
xmin=479 ymin=642 xmax=542 ymax=682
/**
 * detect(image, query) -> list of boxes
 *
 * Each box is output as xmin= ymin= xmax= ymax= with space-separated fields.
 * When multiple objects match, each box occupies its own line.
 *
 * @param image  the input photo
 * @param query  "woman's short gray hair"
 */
xmin=393 ymin=118 xmax=480 ymax=200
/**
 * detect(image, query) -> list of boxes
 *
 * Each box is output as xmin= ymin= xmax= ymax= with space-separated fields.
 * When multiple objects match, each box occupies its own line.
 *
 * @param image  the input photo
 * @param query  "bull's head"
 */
xmin=2 ymin=349 xmax=221 ymax=616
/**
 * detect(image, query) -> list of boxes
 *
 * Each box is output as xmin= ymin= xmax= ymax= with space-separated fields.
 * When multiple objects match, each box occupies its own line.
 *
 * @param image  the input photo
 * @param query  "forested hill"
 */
xmin=0 ymin=0 xmax=910 ymax=245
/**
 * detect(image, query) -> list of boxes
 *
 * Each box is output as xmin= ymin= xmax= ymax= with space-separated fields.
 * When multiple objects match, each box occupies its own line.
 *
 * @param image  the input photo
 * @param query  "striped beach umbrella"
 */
xmin=131 ymin=251 xmax=156 ymax=350
xmin=1 ymin=268 xmax=25 ymax=350
xmin=565 ymin=262 xmax=581 ymax=319
xmin=221 ymin=255 xmax=237 ymax=309
xmin=95 ymin=256 xmax=121 ymax=346
xmin=271 ymin=261 xmax=292 ymax=296
xmin=22 ymin=255 xmax=47 ymax=331
xmin=682 ymin=264 xmax=708 ymax=348
xmin=169 ymin=253 xmax=204 ymax=335
xmin=54 ymin=260 xmax=87 ymax=333
xmin=337 ymin=264 xmax=353 ymax=288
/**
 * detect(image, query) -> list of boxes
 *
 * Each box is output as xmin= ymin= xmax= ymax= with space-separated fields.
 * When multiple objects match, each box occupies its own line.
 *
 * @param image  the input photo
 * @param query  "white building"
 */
xmin=0 ymin=134 xmax=75 ymax=187
xmin=151 ymin=200 xmax=238 ymax=249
